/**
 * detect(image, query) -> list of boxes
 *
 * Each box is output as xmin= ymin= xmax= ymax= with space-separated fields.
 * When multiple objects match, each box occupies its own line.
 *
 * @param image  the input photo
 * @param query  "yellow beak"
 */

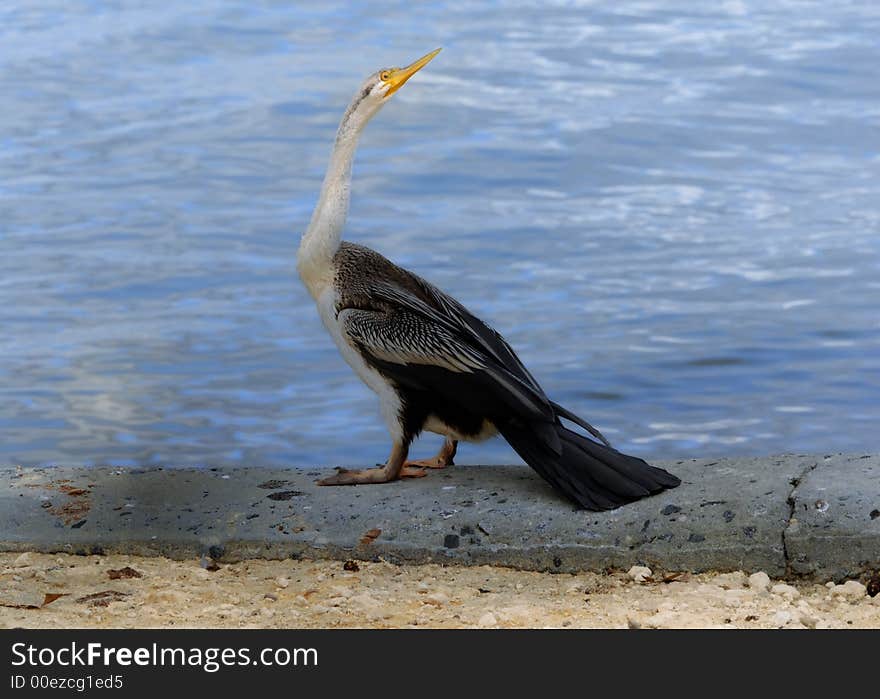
xmin=384 ymin=48 xmax=441 ymax=97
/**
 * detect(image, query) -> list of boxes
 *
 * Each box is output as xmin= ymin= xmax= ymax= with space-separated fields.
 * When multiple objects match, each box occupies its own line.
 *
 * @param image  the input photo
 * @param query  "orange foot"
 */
xmin=404 ymin=439 xmax=457 ymax=470
xmin=317 ymin=465 xmax=426 ymax=485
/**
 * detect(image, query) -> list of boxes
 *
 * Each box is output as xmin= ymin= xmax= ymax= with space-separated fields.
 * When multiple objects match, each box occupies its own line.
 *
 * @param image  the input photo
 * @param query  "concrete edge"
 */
xmin=1 ymin=454 xmax=878 ymax=581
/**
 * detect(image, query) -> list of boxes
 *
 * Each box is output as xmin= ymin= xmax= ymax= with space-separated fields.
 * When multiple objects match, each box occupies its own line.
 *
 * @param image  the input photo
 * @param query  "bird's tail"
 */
xmin=499 ymin=404 xmax=680 ymax=511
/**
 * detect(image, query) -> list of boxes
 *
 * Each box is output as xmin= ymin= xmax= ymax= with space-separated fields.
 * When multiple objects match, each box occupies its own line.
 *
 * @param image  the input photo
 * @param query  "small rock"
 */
xmin=423 ymin=592 xmax=448 ymax=607
xmin=12 ymin=553 xmax=33 ymax=568
xmin=275 ymin=576 xmax=290 ymax=589
xmin=712 ymin=571 xmax=747 ymax=589
xmin=771 ymin=583 xmax=800 ymax=600
xmin=264 ymin=593 xmax=278 ymax=602
xmin=199 ymin=556 xmax=220 ymax=572
xmin=627 ymin=565 xmax=653 ymax=583
xmin=107 ymin=566 xmax=142 ymax=580
xmin=144 ymin=589 xmax=188 ymax=605
xmin=350 ymin=593 xmax=381 ymax=610
xmin=772 ymin=610 xmax=792 ymax=627
xmin=797 ymin=609 xmax=818 ymax=629
xmin=478 ymin=612 xmax=497 ymax=627
xmin=329 ymin=585 xmax=353 ymax=599
xmin=645 ymin=610 xmax=677 ymax=629
xmin=747 ymin=571 xmax=771 ymax=593
xmin=831 ymin=580 xmax=866 ymax=602
xmin=77 ymin=590 xmax=131 ymax=607
xmin=722 ymin=589 xmax=753 ymax=608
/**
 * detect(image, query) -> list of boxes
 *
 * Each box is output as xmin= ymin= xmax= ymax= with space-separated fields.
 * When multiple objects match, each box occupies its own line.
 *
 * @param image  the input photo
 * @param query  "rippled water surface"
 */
xmin=2 ymin=1 xmax=879 ymax=468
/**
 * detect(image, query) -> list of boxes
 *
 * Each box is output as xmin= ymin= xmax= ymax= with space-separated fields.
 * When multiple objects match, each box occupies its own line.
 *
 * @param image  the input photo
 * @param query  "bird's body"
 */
xmin=297 ymin=50 xmax=680 ymax=509
xmin=314 ymin=242 xmax=500 ymax=446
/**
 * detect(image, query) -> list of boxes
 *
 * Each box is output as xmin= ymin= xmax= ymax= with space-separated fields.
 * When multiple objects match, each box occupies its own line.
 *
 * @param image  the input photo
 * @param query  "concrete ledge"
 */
xmin=1 ymin=454 xmax=877 ymax=580
xmin=786 ymin=455 xmax=880 ymax=579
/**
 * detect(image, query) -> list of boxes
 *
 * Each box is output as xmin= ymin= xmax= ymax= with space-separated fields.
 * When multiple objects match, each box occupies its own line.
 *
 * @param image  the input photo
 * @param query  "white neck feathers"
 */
xmin=297 ymin=90 xmax=378 ymax=296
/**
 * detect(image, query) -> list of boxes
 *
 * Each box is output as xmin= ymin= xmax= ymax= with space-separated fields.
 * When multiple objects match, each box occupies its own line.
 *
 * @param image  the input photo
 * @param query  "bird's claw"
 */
xmin=316 ymin=464 xmax=426 ymax=485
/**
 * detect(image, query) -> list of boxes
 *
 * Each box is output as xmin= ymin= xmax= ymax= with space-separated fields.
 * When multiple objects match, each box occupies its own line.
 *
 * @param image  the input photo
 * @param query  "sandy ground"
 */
xmin=1 ymin=552 xmax=878 ymax=629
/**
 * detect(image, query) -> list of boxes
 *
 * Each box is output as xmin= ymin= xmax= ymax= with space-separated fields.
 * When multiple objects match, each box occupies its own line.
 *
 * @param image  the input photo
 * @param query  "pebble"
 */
xmin=144 ymin=589 xmax=189 ymax=605
xmin=275 ymin=576 xmax=290 ymax=589
xmin=712 ymin=571 xmax=747 ymax=589
xmin=796 ymin=607 xmax=818 ymax=629
xmin=771 ymin=583 xmax=800 ymax=601
xmin=349 ymin=593 xmax=381 ymax=610
xmin=772 ymin=610 xmax=792 ymax=627
xmin=13 ymin=553 xmax=33 ymax=568
xmin=645 ymin=611 xmax=677 ymax=629
xmin=478 ymin=612 xmax=497 ymax=627
xmin=830 ymin=580 xmax=866 ymax=602
xmin=747 ymin=571 xmax=771 ymax=593
xmin=627 ymin=565 xmax=653 ymax=583
xmin=722 ymin=589 xmax=753 ymax=608
xmin=423 ymin=592 xmax=448 ymax=607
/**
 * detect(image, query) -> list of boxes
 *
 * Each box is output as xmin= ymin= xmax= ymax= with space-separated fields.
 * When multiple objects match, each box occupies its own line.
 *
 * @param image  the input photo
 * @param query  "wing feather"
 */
xmin=340 ymin=307 xmax=485 ymax=373
xmin=339 ymin=304 xmax=556 ymax=429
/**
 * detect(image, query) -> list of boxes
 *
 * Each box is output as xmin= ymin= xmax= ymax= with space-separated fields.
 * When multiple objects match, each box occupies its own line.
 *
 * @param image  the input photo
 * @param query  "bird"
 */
xmin=296 ymin=49 xmax=680 ymax=510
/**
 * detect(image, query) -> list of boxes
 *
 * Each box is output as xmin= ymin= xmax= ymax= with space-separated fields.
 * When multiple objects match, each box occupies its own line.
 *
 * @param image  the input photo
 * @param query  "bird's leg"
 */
xmin=317 ymin=441 xmax=426 ymax=486
xmin=404 ymin=438 xmax=457 ymax=469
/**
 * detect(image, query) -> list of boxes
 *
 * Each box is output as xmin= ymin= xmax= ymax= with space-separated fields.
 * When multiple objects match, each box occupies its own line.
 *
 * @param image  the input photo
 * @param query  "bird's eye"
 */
xmin=380 ymin=71 xmax=391 ymax=81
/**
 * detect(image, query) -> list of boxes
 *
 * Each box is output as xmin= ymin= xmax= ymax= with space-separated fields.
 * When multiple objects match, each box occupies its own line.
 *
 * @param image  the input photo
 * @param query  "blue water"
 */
xmin=1 ymin=1 xmax=878 ymax=468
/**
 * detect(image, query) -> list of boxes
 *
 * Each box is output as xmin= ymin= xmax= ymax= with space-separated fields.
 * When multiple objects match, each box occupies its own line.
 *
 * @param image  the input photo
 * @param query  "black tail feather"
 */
xmin=500 ymin=406 xmax=681 ymax=511
xmin=549 ymin=400 xmax=613 ymax=448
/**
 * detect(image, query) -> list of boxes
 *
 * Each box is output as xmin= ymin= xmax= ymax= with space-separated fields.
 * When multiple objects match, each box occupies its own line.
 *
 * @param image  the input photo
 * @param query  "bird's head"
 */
xmin=338 ymin=48 xmax=441 ymax=136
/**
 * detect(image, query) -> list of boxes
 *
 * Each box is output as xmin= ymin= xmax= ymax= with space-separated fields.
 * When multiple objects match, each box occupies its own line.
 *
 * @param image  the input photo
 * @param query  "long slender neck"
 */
xmin=297 ymin=101 xmax=370 ymax=284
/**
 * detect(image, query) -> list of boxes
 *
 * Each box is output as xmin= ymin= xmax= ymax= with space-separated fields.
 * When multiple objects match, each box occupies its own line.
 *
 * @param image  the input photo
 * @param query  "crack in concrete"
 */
xmin=782 ymin=459 xmax=819 ymax=575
